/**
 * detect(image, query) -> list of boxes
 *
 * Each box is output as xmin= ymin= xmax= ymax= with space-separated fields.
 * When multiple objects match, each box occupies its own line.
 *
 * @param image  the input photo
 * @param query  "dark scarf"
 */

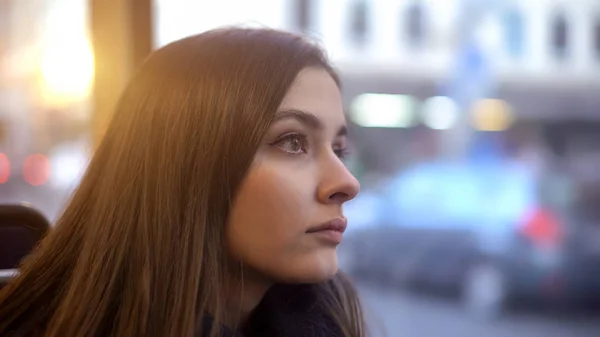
xmin=200 ymin=284 xmax=344 ymax=337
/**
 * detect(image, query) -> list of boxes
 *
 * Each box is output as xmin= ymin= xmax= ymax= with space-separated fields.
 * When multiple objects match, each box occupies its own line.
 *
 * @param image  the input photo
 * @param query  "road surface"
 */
xmin=356 ymin=281 xmax=600 ymax=337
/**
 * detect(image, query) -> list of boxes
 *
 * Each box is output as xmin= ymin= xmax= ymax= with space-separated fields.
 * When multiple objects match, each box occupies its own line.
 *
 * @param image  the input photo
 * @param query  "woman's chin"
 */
xmin=279 ymin=256 xmax=339 ymax=284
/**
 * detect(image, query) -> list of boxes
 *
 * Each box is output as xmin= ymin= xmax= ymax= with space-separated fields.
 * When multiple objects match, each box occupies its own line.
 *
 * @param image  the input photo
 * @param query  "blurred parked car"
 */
xmin=342 ymin=160 xmax=600 ymax=317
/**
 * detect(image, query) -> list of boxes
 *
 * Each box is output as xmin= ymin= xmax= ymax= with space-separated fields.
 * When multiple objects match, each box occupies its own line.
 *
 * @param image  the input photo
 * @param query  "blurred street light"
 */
xmin=470 ymin=98 xmax=513 ymax=131
xmin=350 ymin=93 xmax=418 ymax=128
xmin=422 ymin=96 xmax=459 ymax=130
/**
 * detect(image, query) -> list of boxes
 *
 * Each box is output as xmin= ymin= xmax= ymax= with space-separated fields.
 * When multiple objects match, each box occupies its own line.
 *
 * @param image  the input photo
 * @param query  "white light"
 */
xmin=422 ymin=96 xmax=459 ymax=130
xmin=50 ymin=145 xmax=89 ymax=190
xmin=350 ymin=93 xmax=416 ymax=128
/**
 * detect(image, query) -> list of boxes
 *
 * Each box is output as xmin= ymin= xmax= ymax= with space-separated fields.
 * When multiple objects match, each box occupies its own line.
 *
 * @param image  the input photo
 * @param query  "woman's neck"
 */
xmin=222 ymin=269 xmax=273 ymax=328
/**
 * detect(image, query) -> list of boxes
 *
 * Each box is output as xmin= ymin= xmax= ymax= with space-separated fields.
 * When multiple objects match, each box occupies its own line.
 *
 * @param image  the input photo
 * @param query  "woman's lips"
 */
xmin=306 ymin=217 xmax=347 ymax=244
xmin=309 ymin=229 xmax=344 ymax=244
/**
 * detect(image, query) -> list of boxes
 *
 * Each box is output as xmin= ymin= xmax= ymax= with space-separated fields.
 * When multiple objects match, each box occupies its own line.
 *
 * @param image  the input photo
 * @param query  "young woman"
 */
xmin=0 ymin=28 xmax=366 ymax=337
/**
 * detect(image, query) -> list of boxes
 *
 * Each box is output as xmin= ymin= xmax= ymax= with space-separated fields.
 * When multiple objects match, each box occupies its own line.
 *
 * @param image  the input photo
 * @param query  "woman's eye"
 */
xmin=334 ymin=148 xmax=350 ymax=160
xmin=275 ymin=134 xmax=308 ymax=154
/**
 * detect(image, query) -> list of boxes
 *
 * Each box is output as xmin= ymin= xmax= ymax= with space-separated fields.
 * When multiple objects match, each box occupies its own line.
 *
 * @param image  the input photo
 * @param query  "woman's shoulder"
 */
xmin=243 ymin=283 xmax=344 ymax=337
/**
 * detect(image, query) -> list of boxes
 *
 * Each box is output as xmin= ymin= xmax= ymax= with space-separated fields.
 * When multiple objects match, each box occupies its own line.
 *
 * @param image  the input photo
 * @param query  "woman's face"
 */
xmin=226 ymin=67 xmax=360 ymax=285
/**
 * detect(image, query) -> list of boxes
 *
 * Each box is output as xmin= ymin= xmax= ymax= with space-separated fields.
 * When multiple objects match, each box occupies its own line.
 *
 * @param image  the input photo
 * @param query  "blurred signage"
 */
xmin=439 ymin=0 xmax=504 ymax=160
xmin=444 ymin=41 xmax=492 ymax=107
xmin=443 ymin=0 xmax=499 ymax=106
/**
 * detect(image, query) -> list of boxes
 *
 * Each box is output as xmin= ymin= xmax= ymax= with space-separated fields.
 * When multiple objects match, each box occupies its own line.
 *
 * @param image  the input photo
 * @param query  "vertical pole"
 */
xmin=90 ymin=0 xmax=153 ymax=147
xmin=440 ymin=0 xmax=500 ymax=160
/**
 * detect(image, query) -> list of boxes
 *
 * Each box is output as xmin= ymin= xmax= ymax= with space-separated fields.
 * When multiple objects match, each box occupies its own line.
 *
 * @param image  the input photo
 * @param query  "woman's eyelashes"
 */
xmin=270 ymin=132 xmax=349 ymax=160
xmin=333 ymin=147 xmax=350 ymax=160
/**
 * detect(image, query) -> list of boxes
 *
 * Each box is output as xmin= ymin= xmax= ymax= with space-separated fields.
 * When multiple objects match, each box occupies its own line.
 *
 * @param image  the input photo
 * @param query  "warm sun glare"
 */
xmin=39 ymin=35 xmax=95 ymax=107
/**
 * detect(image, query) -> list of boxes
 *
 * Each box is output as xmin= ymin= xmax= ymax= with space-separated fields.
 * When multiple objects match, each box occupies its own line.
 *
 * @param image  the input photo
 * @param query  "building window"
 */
xmin=406 ymin=2 xmax=426 ymax=49
xmin=594 ymin=18 xmax=600 ymax=59
xmin=550 ymin=12 xmax=569 ymax=60
xmin=294 ymin=0 xmax=312 ymax=33
xmin=503 ymin=8 xmax=525 ymax=59
xmin=348 ymin=0 xmax=368 ymax=46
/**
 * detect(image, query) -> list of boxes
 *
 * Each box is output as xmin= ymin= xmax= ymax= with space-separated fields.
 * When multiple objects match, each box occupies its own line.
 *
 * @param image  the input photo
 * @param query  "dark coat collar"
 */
xmin=199 ymin=315 xmax=242 ymax=337
xmin=200 ymin=284 xmax=343 ymax=337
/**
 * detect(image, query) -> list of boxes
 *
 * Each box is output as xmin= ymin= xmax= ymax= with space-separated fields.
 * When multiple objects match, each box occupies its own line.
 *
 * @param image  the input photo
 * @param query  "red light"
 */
xmin=23 ymin=154 xmax=50 ymax=186
xmin=520 ymin=208 xmax=562 ymax=247
xmin=0 ymin=153 xmax=9 ymax=184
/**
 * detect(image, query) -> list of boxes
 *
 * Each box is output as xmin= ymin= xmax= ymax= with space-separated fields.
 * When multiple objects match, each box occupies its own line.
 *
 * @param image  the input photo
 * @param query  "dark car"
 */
xmin=342 ymin=160 xmax=600 ymax=317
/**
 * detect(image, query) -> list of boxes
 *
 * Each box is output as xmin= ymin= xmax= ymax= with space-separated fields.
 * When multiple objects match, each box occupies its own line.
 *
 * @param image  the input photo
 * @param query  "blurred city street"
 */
xmin=357 ymin=281 xmax=600 ymax=337
xmin=4 ymin=0 xmax=600 ymax=336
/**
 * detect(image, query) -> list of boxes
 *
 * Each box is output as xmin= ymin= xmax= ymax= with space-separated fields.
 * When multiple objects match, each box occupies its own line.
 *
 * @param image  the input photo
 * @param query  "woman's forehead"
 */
xmin=278 ymin=68 xmax=345 ymax=129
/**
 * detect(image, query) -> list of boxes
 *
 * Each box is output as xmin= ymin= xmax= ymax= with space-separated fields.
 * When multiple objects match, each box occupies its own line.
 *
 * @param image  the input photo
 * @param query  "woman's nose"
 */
xmin=317 ymin=159 xmax=360 ymax=205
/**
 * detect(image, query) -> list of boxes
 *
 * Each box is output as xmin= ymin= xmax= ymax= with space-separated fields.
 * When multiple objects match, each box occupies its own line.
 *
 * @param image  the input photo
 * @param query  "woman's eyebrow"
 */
xmin=274 ymin=109 xmax=347 ymax=136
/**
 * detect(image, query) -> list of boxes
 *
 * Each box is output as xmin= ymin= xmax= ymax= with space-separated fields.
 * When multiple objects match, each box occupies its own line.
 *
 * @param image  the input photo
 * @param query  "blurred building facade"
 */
xmin=154 ymin=0 xmax=600 ymax=126
xmin=1 ymin=0 xmax=600 ymax=213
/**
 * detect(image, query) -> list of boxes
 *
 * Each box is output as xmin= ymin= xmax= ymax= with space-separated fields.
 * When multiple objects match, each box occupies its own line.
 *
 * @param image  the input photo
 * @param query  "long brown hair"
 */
xmin=0 ymin=28 xmax=366 ymax=337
